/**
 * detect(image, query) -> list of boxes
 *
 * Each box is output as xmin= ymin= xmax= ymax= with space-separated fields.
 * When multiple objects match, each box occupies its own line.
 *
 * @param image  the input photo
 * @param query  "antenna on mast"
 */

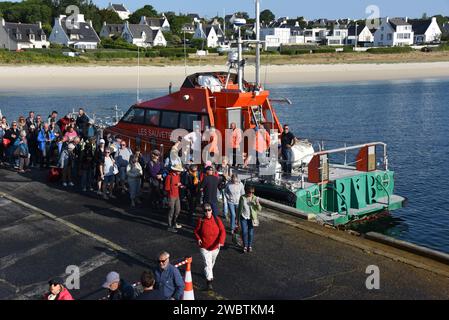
xmin=255 ymin=0 xmax=261 ymax=88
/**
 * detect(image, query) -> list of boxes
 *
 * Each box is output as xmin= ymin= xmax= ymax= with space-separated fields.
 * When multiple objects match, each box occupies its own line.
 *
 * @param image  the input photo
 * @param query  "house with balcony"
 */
xmin=303 ymin=27 xmax=328 ymax=45
xmin=326 ymin=27 xmax=349 ymax=45
xmin=122 ymin=22 xmax=167 ymax=48
xmin=107 ymin=3 xmax=131 ymax=20
xmin=409 ymin=17 xmax=442 ymax=44
xmin=0 ymin=18 xmax=50 ymax=50
xmin=374 ymin=17 xmax=414 ymax=47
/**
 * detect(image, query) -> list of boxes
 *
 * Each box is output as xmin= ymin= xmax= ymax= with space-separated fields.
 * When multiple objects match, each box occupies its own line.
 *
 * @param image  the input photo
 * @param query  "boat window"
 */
xmin=227 ymin=109 xmax=242 ymax=129
xmin=179 ymin=113 xmax=199 ymax=131
xmin=160 ymin=111 xmax=179 ymax=129
xmin=122 ymin=107 xmax=145 ymax=124
xmin=145 ymin=109 xmax=160 ymax=126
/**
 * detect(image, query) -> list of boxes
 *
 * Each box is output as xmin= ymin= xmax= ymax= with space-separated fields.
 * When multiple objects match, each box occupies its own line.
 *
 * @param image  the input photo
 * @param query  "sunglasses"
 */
xmin=205 ymin=208 xmax=212 ymax=212
xmin=158 ymin=258 xmax=168 ymax=263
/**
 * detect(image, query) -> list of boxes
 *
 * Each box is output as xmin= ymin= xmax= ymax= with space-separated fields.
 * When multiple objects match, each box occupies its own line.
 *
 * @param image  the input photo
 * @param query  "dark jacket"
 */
xmin=108 ymin=279 xmax=135 ymax=300
xmin=135 ymin=288 xmax=165 ymax=300
xmin=201 ymin=175 xmax=219 ymax=204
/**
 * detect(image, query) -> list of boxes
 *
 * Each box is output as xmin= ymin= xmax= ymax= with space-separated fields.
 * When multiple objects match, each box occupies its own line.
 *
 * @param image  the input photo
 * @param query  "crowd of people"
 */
xmin=1 ymin=108 xmax=298 ymax=300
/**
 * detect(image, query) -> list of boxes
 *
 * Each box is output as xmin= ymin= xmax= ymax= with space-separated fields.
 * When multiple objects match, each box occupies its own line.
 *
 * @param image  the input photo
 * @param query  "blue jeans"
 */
xmin=227 ymin=203 xmax=238 ymax=232
xmin=282 ymin=147 xmax=293 ymax=174
xmin=240 ymin=218 xmax=254 ymax=248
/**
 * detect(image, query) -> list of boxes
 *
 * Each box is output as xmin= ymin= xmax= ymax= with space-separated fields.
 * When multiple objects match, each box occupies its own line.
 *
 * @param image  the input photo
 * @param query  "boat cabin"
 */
xmin=104 ymin=72 xmax=283 ymax=157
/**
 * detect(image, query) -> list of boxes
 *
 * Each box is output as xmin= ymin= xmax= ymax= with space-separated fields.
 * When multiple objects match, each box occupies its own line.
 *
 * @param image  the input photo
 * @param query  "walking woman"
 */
xmin=225 ymin=174 xmax=245 ymax=233
xmin=237 ymin=186 xmax=262 ymax=253
xmin=194 ymin=203 xmax=226 ymax=291
xmin=127 ymin=155 xmax=143 ymax=207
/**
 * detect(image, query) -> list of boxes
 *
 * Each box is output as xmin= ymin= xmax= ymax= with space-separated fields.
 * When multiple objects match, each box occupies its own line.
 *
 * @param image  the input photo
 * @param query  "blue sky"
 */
xmin=7 ymin=1 xmax=449 ymax=19
xmin=94 ymin=0 xmax=449 ymax=19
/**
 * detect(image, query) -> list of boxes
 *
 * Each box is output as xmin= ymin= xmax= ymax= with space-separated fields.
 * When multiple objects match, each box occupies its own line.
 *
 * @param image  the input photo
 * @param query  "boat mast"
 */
xmin=255 ymin=0 xmax=261 ymax=88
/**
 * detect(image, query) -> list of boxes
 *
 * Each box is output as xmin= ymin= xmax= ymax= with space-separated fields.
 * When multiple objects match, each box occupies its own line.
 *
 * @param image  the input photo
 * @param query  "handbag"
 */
xmin=113 ymin=163 xmax=119 ymax=175
xmin=2 ymin=138 xmax=11 ymax=148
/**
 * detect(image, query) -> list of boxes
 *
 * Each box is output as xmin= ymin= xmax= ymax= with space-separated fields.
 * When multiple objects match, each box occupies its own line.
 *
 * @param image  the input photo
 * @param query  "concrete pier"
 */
xmin=1 ymin=167 xmax=449 ymax=300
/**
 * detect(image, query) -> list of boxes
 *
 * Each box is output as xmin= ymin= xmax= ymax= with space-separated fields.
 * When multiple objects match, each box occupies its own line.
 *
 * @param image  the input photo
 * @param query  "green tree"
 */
xmin=92 ymin=9 xmax=122 ymax=33
xmin=165 ymin=13 xmax=192 ymax=36
xmin=260 ymin=9 xmax=275 ymax=25
xmin=128 ymin=5 xmax=158 ymax=24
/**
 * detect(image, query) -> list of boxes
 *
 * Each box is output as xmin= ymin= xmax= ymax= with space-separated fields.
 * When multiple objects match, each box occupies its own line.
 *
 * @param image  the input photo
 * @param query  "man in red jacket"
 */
xmin=194 ymin=203 xmax=226 ymax=291
xmin=165 ymin=164 xmax=185 ymax=233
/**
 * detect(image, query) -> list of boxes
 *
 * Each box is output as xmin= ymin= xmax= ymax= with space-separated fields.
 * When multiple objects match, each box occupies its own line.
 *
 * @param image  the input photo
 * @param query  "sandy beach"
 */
xmin=1 ymin=62 xmax=449 ymax=91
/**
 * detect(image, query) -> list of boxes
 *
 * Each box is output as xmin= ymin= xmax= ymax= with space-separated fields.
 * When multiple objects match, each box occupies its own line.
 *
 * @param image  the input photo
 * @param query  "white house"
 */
xmin=0 ymin=18 xmax=50 ymax=50
xmin=260 ymin=27 xmax=291 ymax=49
xmin=193 ymin=23 xmax=220 ymax=48
xmin=49 ymin=14 xmax=100 ymax=49
xmin=410 ymin=17 xmax=442 ymax=44
xmin=122 ymin=22 xmax=167 ymax=48
xmin=303 ymin=27 xmax=328 ymax=44
xmin=326 ymin=27 xmax=349 ymax=45
xmin=347 ymin=25 xmax=374 ymax=46
xmin=374 ymin=17 xmax=414 ymax=47
xmin=139 ymin=16 xmax=170 ymax=32
xmin=107 ymin=3 xmax=131 ymax=20
xmin=99 ymin=22 xmax=124 ymax=38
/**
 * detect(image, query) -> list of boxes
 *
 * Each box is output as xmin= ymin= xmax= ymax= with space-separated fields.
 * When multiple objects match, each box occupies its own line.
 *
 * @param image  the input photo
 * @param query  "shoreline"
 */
xmin=1 ymin=61 xmax=449 ymax=91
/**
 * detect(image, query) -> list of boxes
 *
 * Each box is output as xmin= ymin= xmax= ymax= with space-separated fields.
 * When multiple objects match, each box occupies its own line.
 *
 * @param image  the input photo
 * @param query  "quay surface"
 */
xmin=1 ymin=167 xmax=449 ymax=300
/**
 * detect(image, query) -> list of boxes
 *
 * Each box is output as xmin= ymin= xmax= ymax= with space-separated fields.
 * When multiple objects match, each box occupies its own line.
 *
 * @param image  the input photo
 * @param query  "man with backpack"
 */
xmin=194 ymin=203 xmax=226 ymax=291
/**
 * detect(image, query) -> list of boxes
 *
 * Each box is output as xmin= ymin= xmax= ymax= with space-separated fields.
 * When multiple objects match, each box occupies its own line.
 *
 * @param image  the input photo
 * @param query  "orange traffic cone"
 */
xmin=182 ymin=257 xmax=195 ymax=300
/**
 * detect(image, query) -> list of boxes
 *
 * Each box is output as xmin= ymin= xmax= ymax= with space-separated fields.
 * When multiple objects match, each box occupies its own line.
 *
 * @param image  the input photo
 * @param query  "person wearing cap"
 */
xmin=44 ymin=278 xmax=74 ymax=300
xmin=58 ymin=143 xmax=76 ymax=187
xmin=102 ymin=271 xmax=135 ymax=300
xmin=153 ymin=251 xmax=184 ymax=300
xmin=200 ymin=166 xmax=220 ymax=218
xmin=146 ymin=149 xmax=164 ymax=208
xmin=194 ymin=203 xmax=226 ymax=291
xmin=165 ymin=163 xmax=185 ymax=232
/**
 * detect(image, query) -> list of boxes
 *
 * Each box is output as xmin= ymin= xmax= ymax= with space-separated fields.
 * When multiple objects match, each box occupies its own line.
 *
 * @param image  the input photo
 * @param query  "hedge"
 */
xmin=366 ymin=46 xmax=414 ymax=54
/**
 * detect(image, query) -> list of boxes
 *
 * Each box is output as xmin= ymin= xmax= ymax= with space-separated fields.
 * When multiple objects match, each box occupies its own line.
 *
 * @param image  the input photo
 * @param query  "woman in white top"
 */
xmin=127 ymin=155 xmax=143 ymax=207
xmin=101 ymin=148 xmax=117 ymax=200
